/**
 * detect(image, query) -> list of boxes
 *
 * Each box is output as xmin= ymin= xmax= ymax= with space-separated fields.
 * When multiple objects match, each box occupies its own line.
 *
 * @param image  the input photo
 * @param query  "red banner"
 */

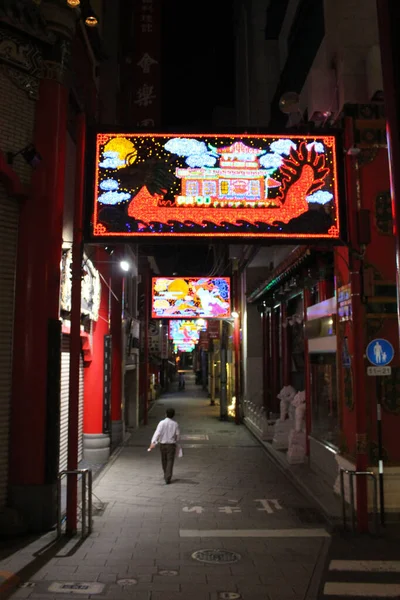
xmin=132 ymin=0 xmax=161 ymax=127
xmin=208 ymin=320 xmax=220 ymax=339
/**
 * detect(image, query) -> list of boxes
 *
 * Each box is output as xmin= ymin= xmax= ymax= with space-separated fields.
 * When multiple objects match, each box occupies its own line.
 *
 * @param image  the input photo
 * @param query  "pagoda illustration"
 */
xmin=175 ymin=141 xmax=280 ymax=205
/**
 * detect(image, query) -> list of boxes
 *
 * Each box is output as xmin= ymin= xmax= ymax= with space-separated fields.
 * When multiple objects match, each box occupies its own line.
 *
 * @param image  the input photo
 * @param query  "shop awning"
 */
xmin=247 ymin=246 xmax=311 ymax=303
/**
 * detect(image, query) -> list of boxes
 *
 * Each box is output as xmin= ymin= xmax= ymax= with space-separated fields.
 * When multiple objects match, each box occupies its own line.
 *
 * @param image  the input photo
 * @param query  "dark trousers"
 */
xmin=160 ymin=443 xmax=176 ymax=482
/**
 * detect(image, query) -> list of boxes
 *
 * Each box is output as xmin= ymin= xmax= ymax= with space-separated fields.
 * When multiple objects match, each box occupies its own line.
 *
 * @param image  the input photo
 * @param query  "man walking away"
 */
xmin=178 ymin=371 xmax=185 ymax=390
xmin=148 ymin=408 xmax=180 ymax=484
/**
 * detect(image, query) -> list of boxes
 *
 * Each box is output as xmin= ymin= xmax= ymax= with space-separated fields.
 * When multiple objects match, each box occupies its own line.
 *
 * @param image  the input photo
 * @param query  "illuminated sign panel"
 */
xmin=169 ymin=319 xmax=208 ymax=352
xmin=152 ymin=277 xmax=230 ymax=319
xmin=91 ymin=133 xmax=342 ymax=240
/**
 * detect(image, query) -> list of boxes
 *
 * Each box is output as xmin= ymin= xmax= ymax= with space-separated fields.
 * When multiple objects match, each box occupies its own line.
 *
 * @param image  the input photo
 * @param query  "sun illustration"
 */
xmin=104 ymin=137 xmax=137 ymax=167
xmin=168 ymin=279 xmax=189 ymax=299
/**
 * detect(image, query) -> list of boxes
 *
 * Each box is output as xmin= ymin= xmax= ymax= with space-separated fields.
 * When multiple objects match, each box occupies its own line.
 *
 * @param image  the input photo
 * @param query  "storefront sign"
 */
xmin=198 ymin=330 xmax=209 ymax=350
xmin=160 ymin=321 xmax=168 ymax=359
xmin=90 ymin=133 xmax=342 ymax=240
xmin=132 ymin=0 xmax=161 ymax=127
xmin=338 ymin=284 xmax=352 ymax=321
xmin=208 ymin=320 xmax=220 ymax=339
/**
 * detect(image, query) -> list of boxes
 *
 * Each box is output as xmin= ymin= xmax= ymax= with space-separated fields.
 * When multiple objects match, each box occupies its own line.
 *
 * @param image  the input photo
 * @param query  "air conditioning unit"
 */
xmin=366 ymin=44 xmax=384 ymax=101
xmin=307 ymin=68 xmax=338 ymax=124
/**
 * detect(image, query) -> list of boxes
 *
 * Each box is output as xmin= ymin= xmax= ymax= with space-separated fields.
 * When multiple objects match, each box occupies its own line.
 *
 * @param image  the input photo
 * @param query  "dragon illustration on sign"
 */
xmin=92 ymin=133 xmax=340 ymax=239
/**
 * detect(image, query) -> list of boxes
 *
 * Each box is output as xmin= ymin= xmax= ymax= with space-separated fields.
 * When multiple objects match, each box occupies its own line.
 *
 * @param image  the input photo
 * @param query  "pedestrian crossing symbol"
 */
xmin=366 ymin=338 xmax=394 ymax=367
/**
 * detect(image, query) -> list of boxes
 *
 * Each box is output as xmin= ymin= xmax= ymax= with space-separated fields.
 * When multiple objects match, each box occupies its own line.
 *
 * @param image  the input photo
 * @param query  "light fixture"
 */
xmin=231 ymin=311 xmax=239 ymax=319
xmin=67 ymin=0 xmax=80 ymax=6
xmin=7 ymin=144 xmax=42 ymax=169
xmin=85 ymin=14 xmax=98 ymax=27
xmin=120 ymin=260 xmax=130 ymax=272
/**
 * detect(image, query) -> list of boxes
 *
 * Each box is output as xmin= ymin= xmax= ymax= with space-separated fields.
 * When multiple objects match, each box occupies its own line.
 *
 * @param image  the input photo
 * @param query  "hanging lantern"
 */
xmin=67 ymin=0 xmax=80 ymax=6
xmin=85 ymin=15 xmax=98 ymax=27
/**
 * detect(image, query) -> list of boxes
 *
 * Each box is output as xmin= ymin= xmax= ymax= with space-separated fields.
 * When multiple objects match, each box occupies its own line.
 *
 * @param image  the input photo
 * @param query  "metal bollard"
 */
xmin=57 ymin=469 xmax=93 ymax=539
xmin=339 ymin=468 xmax=379 ymax=535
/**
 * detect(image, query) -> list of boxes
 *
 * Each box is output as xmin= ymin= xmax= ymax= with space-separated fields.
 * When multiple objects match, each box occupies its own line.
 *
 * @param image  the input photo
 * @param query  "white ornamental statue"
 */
xmin=277 ymin=386 xmax=297 ymax=421
xmin=287 ymin=390 xmax=307 ymax=464
xmin=272 ymin=385 xmax=297 ymax=450
xmin=292 ymin=390 xmax=306 ymax=432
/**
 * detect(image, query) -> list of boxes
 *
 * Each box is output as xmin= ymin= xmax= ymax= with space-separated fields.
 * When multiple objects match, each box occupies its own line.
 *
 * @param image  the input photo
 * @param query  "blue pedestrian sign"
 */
xmin=366 ymin=339 xmax=394 ymax=367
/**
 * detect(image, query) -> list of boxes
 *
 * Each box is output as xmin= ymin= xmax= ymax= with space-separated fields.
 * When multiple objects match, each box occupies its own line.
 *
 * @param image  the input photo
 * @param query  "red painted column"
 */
xmin=270 ymin=307 xmax=278 ymax=413
xmin=10 ymin=76 xmax=68 ymax=488
xmin=66 ymin=112 xmax=86 ymax=534
xmin=84 ymin=249 xmax=110 ymax=435
xmin=262 ymin=309 xmax=270 ymax=412
xmin=345 ymin=116 xmax=369 ymax=533
xmin=143 ymin=266 xmax=150 ymax=425
xmin=281 ymin=302 xmax=290 ymax=386
xmin=303 ymin=286 xmax=312 ymax=457
xmin=111 ymin=267 xmax=123 ymax=435
xmin=233 ymin=269 xmax=241 ymax=424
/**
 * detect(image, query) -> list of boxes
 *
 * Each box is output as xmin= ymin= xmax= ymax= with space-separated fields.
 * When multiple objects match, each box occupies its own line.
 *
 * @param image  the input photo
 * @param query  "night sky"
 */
xmin=161 ymin=0 xmax=235 ymax=131
xmin=153 ymin=0 xmax=236 ymax=275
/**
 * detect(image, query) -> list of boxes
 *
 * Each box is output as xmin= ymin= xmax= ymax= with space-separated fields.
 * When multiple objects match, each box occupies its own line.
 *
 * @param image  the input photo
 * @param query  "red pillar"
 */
xmin=345 ymin=116 xmax=369 ymax=532
xmin=262 ymin=309 xmax=270 ymax=412
xmin=66 ymin=112 xmax=86 ymax=534
xmin=270 ymin=307 xmax=278 ymax=413
xmin=233 ymin=269 xmax=241 ymax=424
xmin=281 ymin=302 xmax=290 ymax=386
xmin=111 ymin=267 xmax=123 ymax=442
xmin=143 ymin=266 xmax=150 ymax=425
xmin=84 ymin=250 xmax=110 ymax=436
xmin=10 ymin=76 xmax=68 ymax=502
xmin=303 ymin=287 xmax=312 ymax=457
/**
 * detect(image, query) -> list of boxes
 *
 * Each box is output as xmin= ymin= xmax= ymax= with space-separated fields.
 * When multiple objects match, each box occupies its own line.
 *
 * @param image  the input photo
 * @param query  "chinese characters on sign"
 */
xmin=133 ymin=0 xmax=161 ymax=127
xmin=92 ymin=133 xmax=342 ymax=240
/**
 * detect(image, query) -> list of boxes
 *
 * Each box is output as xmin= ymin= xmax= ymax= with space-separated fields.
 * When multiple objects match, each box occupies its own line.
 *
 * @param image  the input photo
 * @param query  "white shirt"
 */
xmin=151 ymin=417 xmax=180 ymax=445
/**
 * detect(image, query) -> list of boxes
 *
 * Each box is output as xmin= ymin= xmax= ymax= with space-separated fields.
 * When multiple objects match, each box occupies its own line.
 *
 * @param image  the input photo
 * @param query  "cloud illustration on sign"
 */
xmin=98 ymin=191 xmax=131 ymax=205
xmin=99 ymin=151 xmax=125 ymax=169
xmin=100 ymin=178 xmax=119 ymax=191
xmin=164 ymin=138 xmax=208 ymax=156
xmin=186 ymin=153 xmax=217 ymax=167
xmin=306 ymin=141 xmax=325 ymax=153
xmin=306 ymin=190 xmax=333 ymax=204
xmin=270 ymin=139 xmax=297 ymax=155
xmin=259 ymin=152 xmax=284 ymax=170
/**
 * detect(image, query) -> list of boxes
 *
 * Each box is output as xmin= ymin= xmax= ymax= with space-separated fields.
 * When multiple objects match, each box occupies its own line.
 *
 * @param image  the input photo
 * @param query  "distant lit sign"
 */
xmin=152 ymin=277 xmax=230 ymax=319
xmin=169 ymin=319 xmax=207 ymax=342
xmin=91 ymin=133 xmax=341 ymax=240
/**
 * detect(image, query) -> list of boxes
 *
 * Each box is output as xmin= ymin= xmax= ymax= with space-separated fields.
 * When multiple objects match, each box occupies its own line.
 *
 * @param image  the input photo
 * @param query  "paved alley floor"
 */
xmin=2 ymin=375 xmax=331 ymax=600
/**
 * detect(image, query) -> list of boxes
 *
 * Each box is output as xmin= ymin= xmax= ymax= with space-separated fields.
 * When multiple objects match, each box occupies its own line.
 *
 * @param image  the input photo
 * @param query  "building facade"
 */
xmin=235 ymin=0 xmax=398 ymax=525
xmin=0 ymin=0 xmax=143 ymax=535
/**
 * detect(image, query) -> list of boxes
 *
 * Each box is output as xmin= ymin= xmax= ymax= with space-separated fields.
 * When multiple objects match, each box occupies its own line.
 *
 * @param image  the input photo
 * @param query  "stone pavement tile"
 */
xmin=152 ymin=593 xmax=210 ymax=600
xmin=93 ymin=592 xmax=150 ymax=600
xmin=153 ymin=573 xmax=207 ymax=583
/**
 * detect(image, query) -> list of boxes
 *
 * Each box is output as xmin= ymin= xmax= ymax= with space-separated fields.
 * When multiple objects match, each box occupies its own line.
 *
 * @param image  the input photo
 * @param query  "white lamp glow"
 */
xmin=120 ymin=260 xmax=130 ymax=272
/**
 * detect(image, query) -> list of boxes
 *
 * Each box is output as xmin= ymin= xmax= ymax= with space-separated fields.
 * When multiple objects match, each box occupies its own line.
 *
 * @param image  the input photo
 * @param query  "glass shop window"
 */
xmin=310 ymin=353 xmax=339 ymax=449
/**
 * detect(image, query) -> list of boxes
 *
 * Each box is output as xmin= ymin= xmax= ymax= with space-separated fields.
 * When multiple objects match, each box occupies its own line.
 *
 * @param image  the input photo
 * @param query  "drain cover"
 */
xmin=191 ymin=549 xmax=241 ymax=564
xmin=117 ymin=578 xmax=138 ymax=586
